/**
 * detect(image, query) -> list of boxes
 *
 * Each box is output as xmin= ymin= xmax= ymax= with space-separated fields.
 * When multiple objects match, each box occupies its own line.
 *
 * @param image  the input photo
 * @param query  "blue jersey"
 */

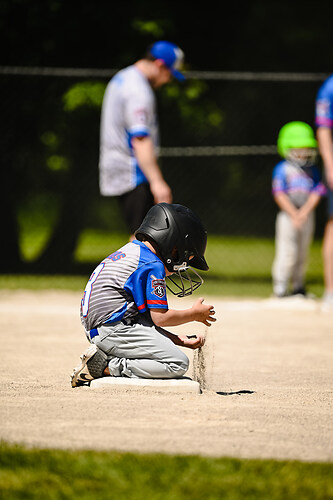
xmin=80 ymin=240 xmax=168 ymax=331
xmin=272 ymin=160 xmax=326 ymax=208
xmin=315 ymin=74 xmax=333 ymax=129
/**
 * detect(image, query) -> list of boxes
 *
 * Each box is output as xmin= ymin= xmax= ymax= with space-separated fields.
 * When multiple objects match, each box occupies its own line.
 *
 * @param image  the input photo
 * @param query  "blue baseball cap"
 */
xmin=150 ymin=41 xmax=185 ymax=81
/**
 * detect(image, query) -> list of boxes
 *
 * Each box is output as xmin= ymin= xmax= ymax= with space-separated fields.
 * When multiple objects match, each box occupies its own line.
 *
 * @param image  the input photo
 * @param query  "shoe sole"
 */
xmin=71 ymin=344 xmax=98 ymax=388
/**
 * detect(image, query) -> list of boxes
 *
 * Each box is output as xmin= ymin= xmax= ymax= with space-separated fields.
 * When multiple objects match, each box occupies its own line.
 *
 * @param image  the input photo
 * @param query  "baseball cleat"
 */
xmin=71 ymin=344 xmax=108 ymax=388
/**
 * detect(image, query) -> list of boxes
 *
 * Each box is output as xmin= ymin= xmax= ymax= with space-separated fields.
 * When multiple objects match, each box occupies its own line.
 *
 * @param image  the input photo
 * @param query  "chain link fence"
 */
xmin=0 ymin=67 xmax=329 ymax=288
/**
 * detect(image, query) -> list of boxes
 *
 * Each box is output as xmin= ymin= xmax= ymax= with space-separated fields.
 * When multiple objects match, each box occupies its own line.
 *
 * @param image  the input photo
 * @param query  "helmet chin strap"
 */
xmin=166 ymin=267 xmax=204 ymax=297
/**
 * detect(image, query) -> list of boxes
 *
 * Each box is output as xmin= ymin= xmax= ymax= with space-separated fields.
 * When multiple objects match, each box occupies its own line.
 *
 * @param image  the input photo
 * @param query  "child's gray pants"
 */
xmin=272 ymin=210 xmax=315 ymax=296
xmin=87 ymin=314 xmax=189 ymax=379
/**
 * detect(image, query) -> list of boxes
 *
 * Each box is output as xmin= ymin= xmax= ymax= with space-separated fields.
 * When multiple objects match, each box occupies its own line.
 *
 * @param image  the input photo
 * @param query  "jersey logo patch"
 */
xmin=135 ymin=108 xmax=148 ymax=124
xmin=151 ymin=276 xmax=166 ymax=298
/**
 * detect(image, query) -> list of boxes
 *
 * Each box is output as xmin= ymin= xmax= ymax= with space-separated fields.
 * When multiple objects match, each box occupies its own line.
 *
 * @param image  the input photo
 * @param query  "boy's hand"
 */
xmin=291 ymin=211 xmax=306 ymax=229
xmin=191 ymin=297 xmax=216 ymax=326
xmin=178 ymin=333 xmax=206 ymax=349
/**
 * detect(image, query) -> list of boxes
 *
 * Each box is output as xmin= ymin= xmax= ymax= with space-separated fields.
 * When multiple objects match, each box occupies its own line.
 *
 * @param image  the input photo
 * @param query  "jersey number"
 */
xmin=81 ymin=262 xmax=105 ymax=317
xmin=107 ymin=250 xmax=126 ymax=261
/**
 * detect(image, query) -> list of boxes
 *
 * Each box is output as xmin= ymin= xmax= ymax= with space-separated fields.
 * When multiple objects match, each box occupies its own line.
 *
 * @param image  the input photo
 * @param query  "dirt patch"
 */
xmin=0 ymin=290 xmax=332 ymax=462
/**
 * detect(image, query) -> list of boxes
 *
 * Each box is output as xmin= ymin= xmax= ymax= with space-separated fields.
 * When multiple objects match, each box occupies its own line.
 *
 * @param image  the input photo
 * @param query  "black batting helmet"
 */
xmin=134 ymin=203 xmax=209 ymax=297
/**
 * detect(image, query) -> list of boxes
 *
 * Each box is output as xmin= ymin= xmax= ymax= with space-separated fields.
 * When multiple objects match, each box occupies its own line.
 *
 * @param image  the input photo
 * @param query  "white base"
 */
xmin=90 ymin=376 xmax=201 ymax=394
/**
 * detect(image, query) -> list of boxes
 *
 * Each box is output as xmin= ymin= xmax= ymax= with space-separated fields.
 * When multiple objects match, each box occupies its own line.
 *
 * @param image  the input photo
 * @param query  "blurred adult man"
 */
xmin=99 ymin=41 xmax=186 ymax=238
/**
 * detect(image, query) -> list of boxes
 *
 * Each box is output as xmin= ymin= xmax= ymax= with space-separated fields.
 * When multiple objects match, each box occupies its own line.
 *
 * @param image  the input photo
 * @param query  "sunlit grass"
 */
xmin=0 ymin=443 xmax=332 ymax=500
xmin=5 ymin=229 xmax=324 ymax=297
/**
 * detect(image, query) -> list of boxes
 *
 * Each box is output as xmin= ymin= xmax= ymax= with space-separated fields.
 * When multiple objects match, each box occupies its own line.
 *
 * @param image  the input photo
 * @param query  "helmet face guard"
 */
xmin=166 ymin=267 xmax=204 ymax=297
xmin=286 ymin=148 xmax=317 ymax=168
xmin=135 ymin=203 xmax=209 ymax=296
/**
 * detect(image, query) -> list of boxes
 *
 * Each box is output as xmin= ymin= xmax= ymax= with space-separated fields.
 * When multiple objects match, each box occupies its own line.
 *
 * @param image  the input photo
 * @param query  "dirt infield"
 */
xmin=1 ymin=289 xmax=332 ymax=462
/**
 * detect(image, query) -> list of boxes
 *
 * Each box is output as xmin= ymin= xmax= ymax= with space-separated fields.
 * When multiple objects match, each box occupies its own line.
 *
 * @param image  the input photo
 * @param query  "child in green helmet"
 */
xmin=271 ymin=121 xmax=327 ymax=298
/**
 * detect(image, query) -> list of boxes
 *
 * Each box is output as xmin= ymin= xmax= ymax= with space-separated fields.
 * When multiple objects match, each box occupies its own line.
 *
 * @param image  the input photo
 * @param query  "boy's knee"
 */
xmin=169 ymin=351 xmax=189 ymax=378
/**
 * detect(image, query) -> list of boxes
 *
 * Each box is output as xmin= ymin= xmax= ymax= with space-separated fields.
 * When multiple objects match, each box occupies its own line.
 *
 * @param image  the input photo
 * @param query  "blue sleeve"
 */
xmin=146 ymin=266 xmax=168 ymax=310
xmin=272 ymin=162 xmax=286 ymax=194
xmin=124 ymin=261 xmax=168 ymax=313
xmin=315 ymin=75 xmax=333 ymax=128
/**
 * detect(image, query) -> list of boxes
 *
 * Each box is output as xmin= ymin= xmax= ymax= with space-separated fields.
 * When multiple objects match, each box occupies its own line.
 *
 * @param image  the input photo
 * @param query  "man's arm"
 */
xmin=317 ymin=127 xmax=333 ymax=190
xmin=132 ymin=136 xmax=172 ymax=203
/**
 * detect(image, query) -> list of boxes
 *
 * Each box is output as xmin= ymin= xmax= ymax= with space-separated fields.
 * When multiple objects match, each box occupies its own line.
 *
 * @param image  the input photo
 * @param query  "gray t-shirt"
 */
xmin=99 ymin=65 xmax=160 ymax=196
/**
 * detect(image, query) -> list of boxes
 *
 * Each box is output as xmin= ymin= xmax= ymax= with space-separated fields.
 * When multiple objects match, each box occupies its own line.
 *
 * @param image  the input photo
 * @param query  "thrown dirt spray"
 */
xmin=192 ymin=327 xmax=210 ymax=390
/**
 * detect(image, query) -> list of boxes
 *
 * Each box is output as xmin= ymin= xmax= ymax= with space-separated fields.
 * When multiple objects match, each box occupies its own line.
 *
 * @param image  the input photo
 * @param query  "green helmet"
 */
xmin=277 ymin=121 xmax=317 ymax=158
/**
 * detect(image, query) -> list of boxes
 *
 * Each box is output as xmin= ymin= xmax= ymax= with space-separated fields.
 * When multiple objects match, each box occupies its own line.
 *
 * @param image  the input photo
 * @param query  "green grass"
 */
xmin=3 ymin=229 xmax=325 ymax=297
xmin=0 ymin=443 xmax=332 ymax=500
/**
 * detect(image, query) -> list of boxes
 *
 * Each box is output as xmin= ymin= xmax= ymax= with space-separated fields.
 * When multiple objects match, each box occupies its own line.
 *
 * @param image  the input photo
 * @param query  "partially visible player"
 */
xmin=271 ymin=121 xmax=327 ymax=298
xmin=71 ymin=203 xmax=216 ymax=387
xmin=99 ymin=41 xmax=186 ymax=239
xmin=315 ymin=74 xmax=333 ymax=311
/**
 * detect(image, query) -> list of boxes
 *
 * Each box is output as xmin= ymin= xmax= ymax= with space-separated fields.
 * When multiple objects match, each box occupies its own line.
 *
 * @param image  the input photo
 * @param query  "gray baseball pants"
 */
xmin=87 ymin=314 xmax=189 ymax=379
xmin=272 ymin=210 xmax=315 ymax=296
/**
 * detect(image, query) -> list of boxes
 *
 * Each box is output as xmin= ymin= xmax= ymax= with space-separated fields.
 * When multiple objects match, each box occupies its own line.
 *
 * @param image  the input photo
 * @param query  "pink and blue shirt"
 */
xmin=272 ymin=160 xmax=327 ymax=208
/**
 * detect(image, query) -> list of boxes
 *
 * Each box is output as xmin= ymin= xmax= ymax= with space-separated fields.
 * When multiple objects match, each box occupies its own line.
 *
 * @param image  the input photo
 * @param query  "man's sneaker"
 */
xmin=291 ymin=288 xmax=316 ymax=299
xmin=71 ymin=344 xmax=108 ymax=388
xmin=291 ymin=287 xmax=306 ymax=296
